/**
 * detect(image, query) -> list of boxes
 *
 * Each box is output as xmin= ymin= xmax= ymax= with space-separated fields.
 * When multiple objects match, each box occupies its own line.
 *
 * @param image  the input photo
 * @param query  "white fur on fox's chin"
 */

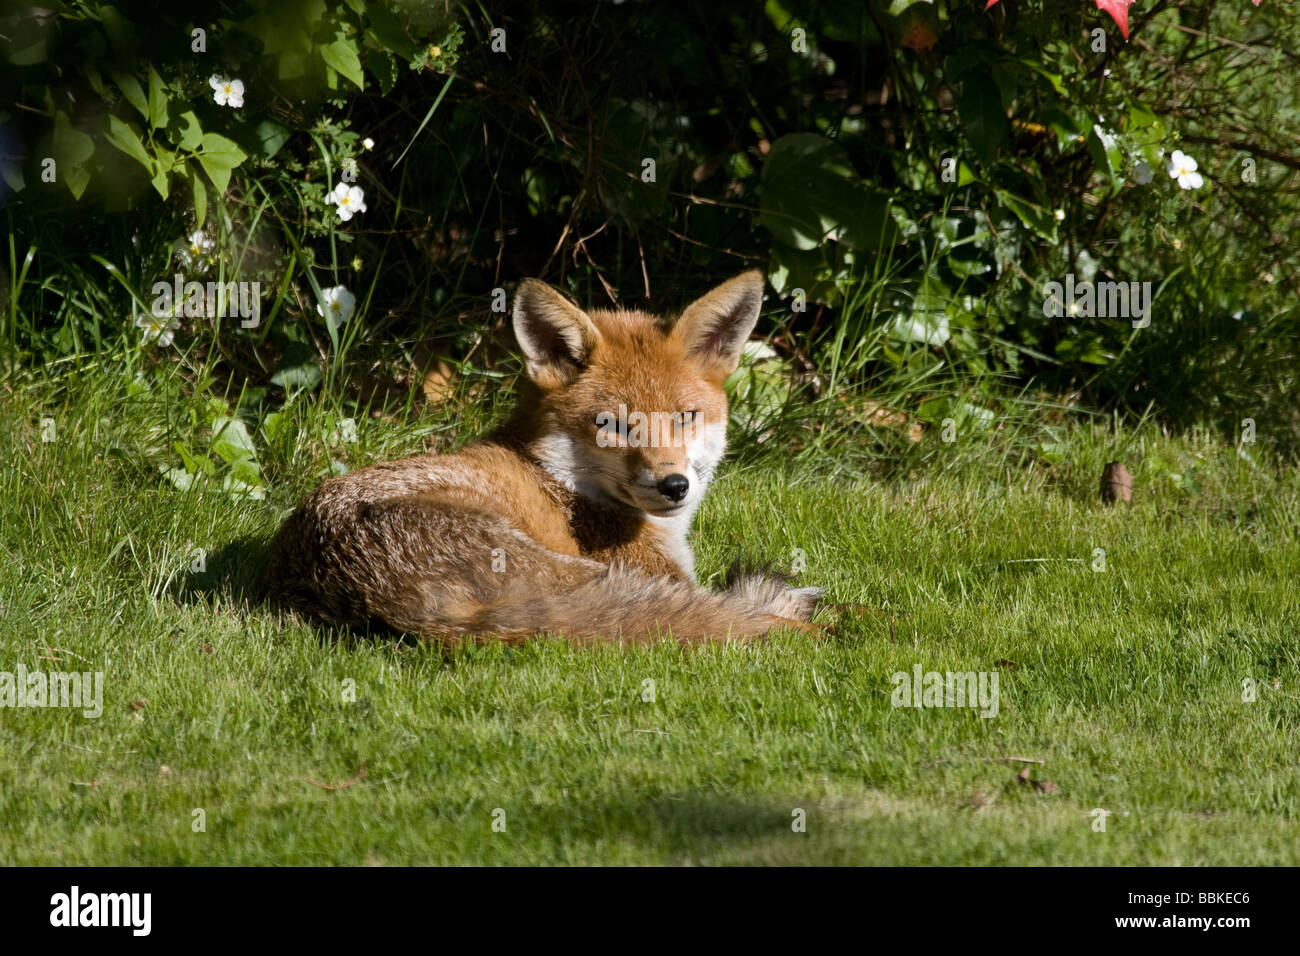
xmin=643 ymin=421 xmax=727 ymax=581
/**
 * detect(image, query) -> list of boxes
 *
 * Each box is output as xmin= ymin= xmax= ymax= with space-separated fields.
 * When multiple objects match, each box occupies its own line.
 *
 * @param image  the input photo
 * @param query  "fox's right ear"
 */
xmin=512 ymin=279 xmax=600 ymax=389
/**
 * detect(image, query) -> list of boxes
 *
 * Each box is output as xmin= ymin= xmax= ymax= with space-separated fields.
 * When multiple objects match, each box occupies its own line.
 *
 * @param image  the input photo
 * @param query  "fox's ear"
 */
xmin=513 ymin=279 xmax=600 ymax=389
xmin=673 ymin=270 xmax=765 ymax=382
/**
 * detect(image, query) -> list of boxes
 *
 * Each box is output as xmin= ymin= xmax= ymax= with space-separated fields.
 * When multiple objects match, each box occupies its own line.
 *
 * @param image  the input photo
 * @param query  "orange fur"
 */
xmin=261 ymin=272 xmax=822 ymax=644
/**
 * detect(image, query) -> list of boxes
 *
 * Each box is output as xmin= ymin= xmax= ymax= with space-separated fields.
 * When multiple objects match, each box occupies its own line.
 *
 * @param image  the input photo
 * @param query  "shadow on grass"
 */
xmin=181 ymin=534 xmax=268 ymax=607
xmin=176 ymin=534 xmax=425 ymax=651
xmin=515 ymin=790 xmax=808 ymax=863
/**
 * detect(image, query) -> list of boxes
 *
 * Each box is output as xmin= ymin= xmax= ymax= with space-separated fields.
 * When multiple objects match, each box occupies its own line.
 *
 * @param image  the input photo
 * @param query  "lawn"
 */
xmin=1 ymin=374 xmax=1297 ymax=865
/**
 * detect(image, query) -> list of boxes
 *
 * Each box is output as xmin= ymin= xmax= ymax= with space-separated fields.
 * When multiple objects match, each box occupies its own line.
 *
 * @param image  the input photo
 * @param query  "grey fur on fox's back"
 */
xmin=261 ymin=271 xmax=822 ymax=645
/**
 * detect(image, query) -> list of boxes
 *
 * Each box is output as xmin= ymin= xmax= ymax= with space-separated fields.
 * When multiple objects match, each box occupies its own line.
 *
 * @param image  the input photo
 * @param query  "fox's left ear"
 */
xmin=513 ymin=278 xmax=600 ymax=390
xmin=673 ymin=270 xmax=765 ymax=382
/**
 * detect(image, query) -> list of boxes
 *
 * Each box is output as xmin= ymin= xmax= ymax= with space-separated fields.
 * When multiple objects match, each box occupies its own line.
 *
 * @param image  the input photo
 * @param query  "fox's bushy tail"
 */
xmin=262 ymin=486 xmax=824 ymax=645
xmin=389 ymin=565 xmax=824 ymax=646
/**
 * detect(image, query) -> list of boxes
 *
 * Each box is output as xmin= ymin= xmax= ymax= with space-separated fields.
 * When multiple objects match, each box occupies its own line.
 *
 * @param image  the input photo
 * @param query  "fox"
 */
xmin=260 ymin=270 xmax=823 ymax=645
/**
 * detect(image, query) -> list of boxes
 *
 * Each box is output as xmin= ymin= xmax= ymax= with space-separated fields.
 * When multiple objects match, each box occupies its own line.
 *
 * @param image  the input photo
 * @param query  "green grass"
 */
xmin=1 ymin=371 xmax=1298 ymax=865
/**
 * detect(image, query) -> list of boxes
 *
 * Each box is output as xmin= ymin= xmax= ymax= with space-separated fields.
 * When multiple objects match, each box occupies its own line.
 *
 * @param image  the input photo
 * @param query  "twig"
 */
xmin=303 ymin=764 xmax=369 ymax=791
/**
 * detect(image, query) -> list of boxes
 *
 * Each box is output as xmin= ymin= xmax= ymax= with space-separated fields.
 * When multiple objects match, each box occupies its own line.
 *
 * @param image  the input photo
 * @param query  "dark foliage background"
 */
xmin=3 ymin=0 xmax=1297 ymax=471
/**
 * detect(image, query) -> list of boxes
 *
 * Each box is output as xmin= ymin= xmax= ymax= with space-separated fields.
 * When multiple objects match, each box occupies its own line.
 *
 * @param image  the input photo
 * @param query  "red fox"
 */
xmin=261 ymin=271 xmax=822 ymax=645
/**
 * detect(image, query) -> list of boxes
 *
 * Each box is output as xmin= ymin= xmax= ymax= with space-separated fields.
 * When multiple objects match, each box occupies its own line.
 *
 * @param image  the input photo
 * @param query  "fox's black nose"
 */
xmin=658 ymin=473 xmax=689 ymax=502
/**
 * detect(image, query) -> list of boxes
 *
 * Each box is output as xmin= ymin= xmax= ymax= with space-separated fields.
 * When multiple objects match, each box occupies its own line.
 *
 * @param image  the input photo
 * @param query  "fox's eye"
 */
xmin=679 ymin=410 xmax=698 ymax=425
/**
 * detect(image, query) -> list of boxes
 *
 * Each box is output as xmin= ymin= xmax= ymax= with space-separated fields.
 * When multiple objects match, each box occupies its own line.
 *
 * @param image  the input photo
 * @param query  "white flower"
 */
xmin=136 ymin=309 xmax=180 ymax=348
xmin=1167 ymin=150 xmax=1203 ymax=190
xmin=1133 ymin=160 xmax=1154 ymax=185
xmin=331 ymin=182 xmax=367 ymax=221
xmin=362 ymin=137 xmax=375 ymax=151
xmin=1053 ymin=208 xmax=1065 ymax=221
xmin=175 ymin=229 xmax=214 ymax=268
xmin=209 ymin=75 xmax=245 ymax=108
xmin=316 ymin=285 xmax=357 ymax=327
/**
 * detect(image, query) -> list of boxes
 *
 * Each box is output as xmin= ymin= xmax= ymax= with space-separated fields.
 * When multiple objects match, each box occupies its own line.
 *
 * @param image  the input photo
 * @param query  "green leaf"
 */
xmin=147 ymin=66 xmax=169 ymax=129
xmin=221 ymin=474 xmax=265 ymax=500
xmin=0 ymin=159 xmax=24 ymax=193
xmin=1015 ymin=57 xmax=1067 ymax=97
xmin=192 ymin=173 xmax=207 ymax=228
xmin=960 ymin=71 xmax=1009 ymax=165
xmin=85 ymin=66 xmax=106 ymax=97
xmin=768 ymin=244 xmax=838 ymax=305
xmin=1041 ymin=107 xmax=1083 ymax=149
xmin=175 ymin=110 xmax=204 ymax=150
xmin=1054 ymin=334 xmax=1112 ymax=366
xmin=172 ymin=441 xmax=215 ymax=477
xmin=1124 ymin=105 xmax=1166 ymax=158
xmin=917 ymin=397 xmax=995 ymax=429
xmin=52 ymin=112 xmax=94 ymax=198
xmin=108 ymin=69 xmax=148 ymax=120
xmin=150 ymin=145 xmax=177 ymax=200
xmin=64 ymin=165 xmax=91 ymax=200
xmin=228 ymin=458 xmax=263 ymax=487
xmin=321 ymin=36 xmax=364 ymax=90
xmin=367 ymin=48 xmax=398 ymax=94
xmin=1086 ymin=123 xmax=1123 ymax=197
xmin=196 ymin=132 xmax=248 ymax=195
xmin=210 ymin=416 xmax=257 ymax=463
xmin=162 ymin=467 xmax=197 ymax=492
xmin=942 ymin=158 xmax=978 ymax=187
xmin=1037 ymin=441 xmax=1066 ymax=464
xmin=253 ymin=119 xmax=290 ymax=159
xmin=104 ymin=115 xmax=152 ymax=173
xmin=993 ymin=188 xmax=1059 ymax=243
xmin=261 ymin=410 xmax=290 ymax=444
xmin=1127 ymin=104 xmax=1158 ymax=130
xmin=149 ymin=162 xmax=170 ymax=199
xmin=270 ymin=342 xmax=323 ymax=392
xmin=759 ymin=133 xmax=896 ymax=251
xmin=6 ymin=13 xmax=50 ymax=64
xmin=366 ymin=4 xmax=416 ymax=59
xmin=52 ymin=112 xmax=94 ymax=166
xmin=99 ymin=5 xmax=133 ymax=54
xmin=886 ymin=275 xmax=954 ymax=346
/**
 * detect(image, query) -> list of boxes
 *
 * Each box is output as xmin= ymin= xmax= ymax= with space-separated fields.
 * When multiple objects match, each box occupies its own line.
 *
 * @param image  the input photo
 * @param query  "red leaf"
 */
xmin=1095 ymin=0 xmax=1133 ymax=39
xmin=986 ymin=0 xmax=1001 ymax=8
